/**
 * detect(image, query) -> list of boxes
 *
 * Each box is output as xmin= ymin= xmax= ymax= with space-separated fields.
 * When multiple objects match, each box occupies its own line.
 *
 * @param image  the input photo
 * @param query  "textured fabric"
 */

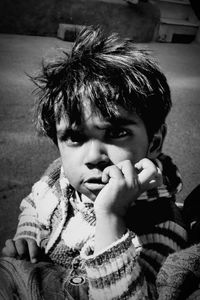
xmin=3 ymin=153 xmax=188 ymax=300
xmin=81 ymin=231 xmax=148 ymax=300
xmin=0 ymin=257 xmax=89 ymax=300
xmin=182 ymin=184 xmax=200 ymax=244
xmin=157 ymin=243 xmax=200 ymax=300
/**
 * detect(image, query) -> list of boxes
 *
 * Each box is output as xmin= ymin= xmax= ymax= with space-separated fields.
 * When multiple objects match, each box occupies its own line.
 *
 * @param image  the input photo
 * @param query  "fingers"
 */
xmin=150 ymin=166 xmax=162 ymax=187
xmin=1 ymin=239 xmax=18 ymax=257
xmin=16 ymin=238 xmax=40 ymax=263
xmin=97 ymin=159 xmax=162 ymax=216
xmin=102 ymin=164 xmax=124 ymax=183
xmin=135 ymin=158 xmax=162 ymax=192
xmin=102 ymin=160 xmax=137 ymax=186
xmin=116 ymin=160 xmax=138 ymax=187
xmin=27 ymin=239 xmax=39 ymax=263
xmin=102 ymin=159 xmax=162 ymax=191
xmin=134 ymin=157 xmax=155 ymax=172
xmin=1 ymin=238 xmax=39 ymax=263
xmin=101 ymin=158 xmax=162 ymax=204
xmin=15 ymin=239 xmax=29 ymax=259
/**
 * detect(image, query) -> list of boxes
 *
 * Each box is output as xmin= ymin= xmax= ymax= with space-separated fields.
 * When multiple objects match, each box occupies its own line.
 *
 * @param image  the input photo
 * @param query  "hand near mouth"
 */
xmin=93 ymin=158 xmax=162 ymax=253
xmin=94 ymin=158 xmax=162 ymax=218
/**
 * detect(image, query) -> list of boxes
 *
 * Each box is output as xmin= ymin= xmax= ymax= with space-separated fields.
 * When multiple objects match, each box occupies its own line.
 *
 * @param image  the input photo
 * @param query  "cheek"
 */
xmin=58 ymin=145 xmax=81 ymax=186
xmin=108 ymin=143 xmax=149 ymax=165
xmin=62 ymin=158 xmax=81 ymax=190
xmin=107 ymin=146 xmax=133 ymax=164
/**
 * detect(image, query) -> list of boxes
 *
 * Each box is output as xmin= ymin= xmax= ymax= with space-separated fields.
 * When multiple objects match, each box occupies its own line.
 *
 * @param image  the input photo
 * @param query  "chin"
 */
xmin=86 ymin=190 xmax=99 ymax=202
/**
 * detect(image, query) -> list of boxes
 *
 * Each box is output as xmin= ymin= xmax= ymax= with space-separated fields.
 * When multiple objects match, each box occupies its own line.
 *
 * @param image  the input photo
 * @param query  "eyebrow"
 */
xmin=118 ymin=117 xmax=137 ymax=125
xmin=56 ymin=116 xmax=138 ymax=137
xmin=56 ymin=128 xmax=80 ymax=139
xmin=105 ymin=117 xmax=138 ymax=127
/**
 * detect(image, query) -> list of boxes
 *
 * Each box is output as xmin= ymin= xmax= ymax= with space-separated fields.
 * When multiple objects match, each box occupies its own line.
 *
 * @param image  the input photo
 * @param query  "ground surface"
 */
xmin=0 ymin=0 xmax=159 ymax=42
xmin=0 ymin=34 xmax=200 ymax=250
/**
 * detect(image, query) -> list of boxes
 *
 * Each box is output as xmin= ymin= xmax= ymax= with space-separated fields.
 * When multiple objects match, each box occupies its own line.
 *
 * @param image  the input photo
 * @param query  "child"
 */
xmin=0 ymin=26 xmax=188 ymax=300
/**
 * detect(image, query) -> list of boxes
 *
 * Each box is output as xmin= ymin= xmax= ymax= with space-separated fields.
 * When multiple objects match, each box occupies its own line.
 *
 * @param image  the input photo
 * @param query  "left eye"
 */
xmin=106 ymin=128 xmax=130 ymax=139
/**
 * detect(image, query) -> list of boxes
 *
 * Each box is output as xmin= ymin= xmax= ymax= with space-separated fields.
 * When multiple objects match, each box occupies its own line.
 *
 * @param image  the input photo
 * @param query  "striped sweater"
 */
xmin=14 ymin=154 xmax=188 ymax=300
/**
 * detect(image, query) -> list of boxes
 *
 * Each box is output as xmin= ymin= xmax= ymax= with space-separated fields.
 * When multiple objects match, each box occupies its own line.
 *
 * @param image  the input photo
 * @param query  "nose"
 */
xmin=84 ymin=140 xmax=110 ymax=169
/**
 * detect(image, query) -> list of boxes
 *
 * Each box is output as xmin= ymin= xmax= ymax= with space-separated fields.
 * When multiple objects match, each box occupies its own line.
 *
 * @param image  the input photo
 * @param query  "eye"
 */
xmin=106 ymin=127 xmax=131 ymax=139
xmin=59 ymin=130 xmax=86 ymax=146
xmin=69 ymin=132 xmax=85 ymax=145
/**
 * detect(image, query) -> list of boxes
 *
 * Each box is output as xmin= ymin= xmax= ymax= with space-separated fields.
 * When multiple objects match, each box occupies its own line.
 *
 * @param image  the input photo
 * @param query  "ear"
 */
xmin=147 ymin=124 xmax=167 ymax=159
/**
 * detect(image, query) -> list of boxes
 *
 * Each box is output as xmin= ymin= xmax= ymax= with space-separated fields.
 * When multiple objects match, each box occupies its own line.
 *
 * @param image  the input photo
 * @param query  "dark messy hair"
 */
xmin=32 ymin=26 xmax=171 ymax=143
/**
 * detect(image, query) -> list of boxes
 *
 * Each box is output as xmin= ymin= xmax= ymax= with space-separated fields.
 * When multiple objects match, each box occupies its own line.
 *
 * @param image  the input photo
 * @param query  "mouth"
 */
xmin=84 ymin=177 xmax=106 ymax=191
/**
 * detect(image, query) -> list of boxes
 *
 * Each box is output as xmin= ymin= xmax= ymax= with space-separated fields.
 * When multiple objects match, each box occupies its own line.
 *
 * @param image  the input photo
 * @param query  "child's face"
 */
xmin=56 ymin=101 xmax=150 ymax=201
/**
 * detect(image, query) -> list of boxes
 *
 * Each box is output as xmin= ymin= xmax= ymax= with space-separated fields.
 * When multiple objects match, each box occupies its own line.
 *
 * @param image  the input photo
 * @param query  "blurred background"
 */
xmin=0 ymin=0 xmax=199 ymax=43
xmin=0 ymin=0 xmax=200 ymax=250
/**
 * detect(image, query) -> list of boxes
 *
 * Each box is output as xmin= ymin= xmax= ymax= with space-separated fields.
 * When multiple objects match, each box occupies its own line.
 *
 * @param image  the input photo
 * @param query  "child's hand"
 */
xmin=134 ymin=158 xmax=162 ymax=192
xmin=94 ymin=158 xmax=162 ymax=217
xmin=1 ymin=238 xmax=40 ymax=263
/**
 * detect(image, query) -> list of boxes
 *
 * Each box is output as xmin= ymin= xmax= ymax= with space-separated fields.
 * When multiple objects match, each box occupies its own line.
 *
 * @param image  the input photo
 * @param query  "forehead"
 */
xmin=84 ymin=106 xmax=140 ymax=126
xmin=56 ymin=101 xmax=143 ymax=132
xmin=83 ymin=97 xmax=140 ymax=121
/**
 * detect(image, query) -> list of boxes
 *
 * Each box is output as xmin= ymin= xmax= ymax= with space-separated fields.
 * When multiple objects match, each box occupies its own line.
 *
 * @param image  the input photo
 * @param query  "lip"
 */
xmin=84 ymin=176 xmax=105 ymax=191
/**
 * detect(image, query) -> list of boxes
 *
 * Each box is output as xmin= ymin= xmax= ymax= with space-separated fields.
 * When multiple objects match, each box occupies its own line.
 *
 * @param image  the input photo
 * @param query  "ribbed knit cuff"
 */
xmin=81 ymin=230 xmax=135 ymax=265
xmin=13 ymin=216 xmax=39 ymax=244
xmin=80 ymin=231 xmax=147 ymax=300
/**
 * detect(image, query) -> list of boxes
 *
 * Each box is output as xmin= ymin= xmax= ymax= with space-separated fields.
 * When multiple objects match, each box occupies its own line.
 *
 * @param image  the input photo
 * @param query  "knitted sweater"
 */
xmin=157 ymin=243 xmax=200 ymax=300
xmin=14 ymin=154 xmax=188 ymax=300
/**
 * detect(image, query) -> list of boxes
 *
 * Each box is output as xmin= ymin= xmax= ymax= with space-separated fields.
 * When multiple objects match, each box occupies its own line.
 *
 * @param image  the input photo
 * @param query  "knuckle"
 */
xmin=28 ymin=240 xmax=38 ymax=253
xmin=142 ymin=158 xmax=149 ymax=165
xmin=152 ymin=166 xmax=158 ymax=175
xmin=27 ymin=238 xmax=33 ymax=243
xmin=1 ymin=247 xmax=6 ymax=255
xmin=157 ymin=167 xmax=162 ymax=175
xmin=103 ymin=165 xmax=112 ymax=173
xmin=15 ymin=239 xmax=26 ymax=253
xmin=123 ymin=159 xmax=131 ymax=165
xmin=15 ymin=238 xmax=24 ymax=246
xmin=28 ymin=240 xmax=37 ymax=249
xmin=5 ymin=239 xmax=13 ymax=246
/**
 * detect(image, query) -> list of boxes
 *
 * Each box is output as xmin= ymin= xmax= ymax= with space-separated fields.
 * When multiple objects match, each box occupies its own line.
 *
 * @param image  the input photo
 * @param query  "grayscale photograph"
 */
xmin=0 ymin=0 xmax=200 ymax=299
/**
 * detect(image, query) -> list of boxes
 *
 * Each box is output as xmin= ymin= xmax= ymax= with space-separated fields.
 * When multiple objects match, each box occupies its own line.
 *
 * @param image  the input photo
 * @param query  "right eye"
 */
xmin=68 ymin=131 xmax=86 ymax=145
xmin=106 ymin=127 xmax=131 ymax=139
xmin=59 ymin=130 xmax=86 ymax=146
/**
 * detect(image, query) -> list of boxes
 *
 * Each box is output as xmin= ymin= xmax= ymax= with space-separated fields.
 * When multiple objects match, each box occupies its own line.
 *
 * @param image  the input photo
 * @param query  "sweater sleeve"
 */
xmin=13 ymin=190 xmax=40 ymax=244
xmin=13 ymin=178 xmax=62 ymax=248
xmin=13 ymin=159 xmax=62 ymax=247
xmin=80 ymin=231 xmax=148 ymax=300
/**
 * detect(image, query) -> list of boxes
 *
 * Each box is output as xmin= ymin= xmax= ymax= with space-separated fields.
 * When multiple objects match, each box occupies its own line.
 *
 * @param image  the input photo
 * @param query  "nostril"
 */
xmin=86 ymin=158 xmax=111 ymax=170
